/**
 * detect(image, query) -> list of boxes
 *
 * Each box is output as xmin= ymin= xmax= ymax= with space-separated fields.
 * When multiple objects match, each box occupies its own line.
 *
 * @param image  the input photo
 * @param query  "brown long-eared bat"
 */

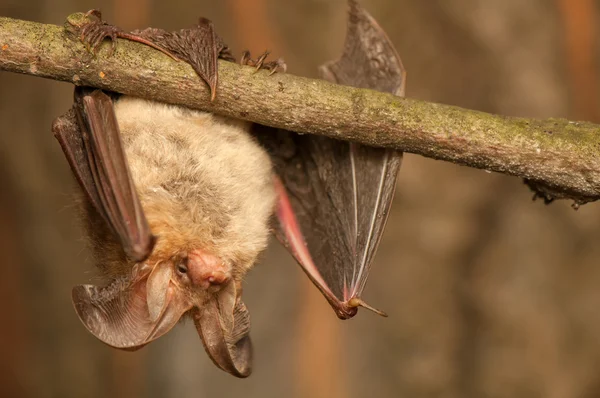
xmin=53 ymin=0 xmax=406 ymax=377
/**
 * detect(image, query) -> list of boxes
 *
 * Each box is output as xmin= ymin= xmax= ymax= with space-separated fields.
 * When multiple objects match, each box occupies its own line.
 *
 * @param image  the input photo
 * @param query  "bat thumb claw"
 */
xmin=347 ymin=298 xmax=388 ymax=317
xmin=209 ymin=83 xmax=217 ymax=101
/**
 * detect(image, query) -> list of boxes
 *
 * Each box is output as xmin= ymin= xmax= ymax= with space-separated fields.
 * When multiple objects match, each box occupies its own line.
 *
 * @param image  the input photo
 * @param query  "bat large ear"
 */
xmin=194 ymin=282 xmax=252 ymax=378
xmin=72 ymin=263 xmax=193 ymax=349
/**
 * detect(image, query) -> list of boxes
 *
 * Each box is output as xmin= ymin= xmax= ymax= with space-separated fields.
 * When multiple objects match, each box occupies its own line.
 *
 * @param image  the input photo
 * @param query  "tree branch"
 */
xmin=1 ymin=14 xmax=600 ymax=204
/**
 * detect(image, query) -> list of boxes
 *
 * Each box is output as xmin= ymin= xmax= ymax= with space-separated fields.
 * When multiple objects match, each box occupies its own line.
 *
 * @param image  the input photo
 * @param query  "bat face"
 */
xmin=59 ymin=94 xmax=275 ymax=377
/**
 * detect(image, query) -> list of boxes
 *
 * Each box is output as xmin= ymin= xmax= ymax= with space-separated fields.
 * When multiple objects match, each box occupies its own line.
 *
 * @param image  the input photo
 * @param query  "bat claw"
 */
xmin=109 ymin=38 xmax=117 ymax=57
xmin=84 ymin=9 xmax=102 ymax=20
xmin=254 ymin=50 xmax=270 ymax=71
xmin=268 ymin=58 xmax=287 ymax=75
xmin=71 ymin=11 xmax=179 ymax=61
xmin=240 ymin=50 xmax=286 ymax=75
xmin=73 ymin=11 xmax=124 ymax=57
xmin=240 ymin=50 xmax=251 ymax=66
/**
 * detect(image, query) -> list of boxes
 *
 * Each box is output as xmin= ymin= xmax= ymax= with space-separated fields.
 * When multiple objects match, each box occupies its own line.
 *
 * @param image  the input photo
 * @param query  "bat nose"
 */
xmin=187 ymin=249 xmax=230 ymax=288
xmin=203 ymin=270 xmax=228 ymax=285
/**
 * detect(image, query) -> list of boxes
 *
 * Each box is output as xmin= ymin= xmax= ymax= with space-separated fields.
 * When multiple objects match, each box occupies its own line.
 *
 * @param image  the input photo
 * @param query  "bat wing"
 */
xmin=53 ymin=87 xmax=155 ymax=261
xmin=257 ymin=0 xmax=406 ymax=319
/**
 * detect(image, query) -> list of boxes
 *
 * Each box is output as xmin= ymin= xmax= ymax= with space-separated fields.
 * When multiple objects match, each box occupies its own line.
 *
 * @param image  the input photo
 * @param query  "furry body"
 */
xmin=85 ymin=97 xmax=276 ymax=283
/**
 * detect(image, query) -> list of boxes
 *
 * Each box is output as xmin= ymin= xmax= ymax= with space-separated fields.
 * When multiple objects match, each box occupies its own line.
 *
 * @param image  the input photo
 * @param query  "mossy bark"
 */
xmin=1 ymin=14 xmax=600 ymax=204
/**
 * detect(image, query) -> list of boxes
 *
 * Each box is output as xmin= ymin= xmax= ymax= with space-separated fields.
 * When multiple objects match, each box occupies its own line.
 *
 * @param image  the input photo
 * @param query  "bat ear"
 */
xmin=72 ymin=263 xmax=193 ymax=349
xmin=194 ymin=282 xmax=253 ymax=378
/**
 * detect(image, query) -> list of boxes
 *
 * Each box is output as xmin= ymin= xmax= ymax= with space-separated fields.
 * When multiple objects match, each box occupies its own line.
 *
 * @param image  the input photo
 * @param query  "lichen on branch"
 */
xmin=1 ymin=14 xmax=600 ymax=204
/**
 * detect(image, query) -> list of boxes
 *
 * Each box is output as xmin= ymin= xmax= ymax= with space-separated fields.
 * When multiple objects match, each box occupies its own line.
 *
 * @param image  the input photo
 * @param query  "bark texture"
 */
xmin=1 ymin=14 xmax=600 ymax=204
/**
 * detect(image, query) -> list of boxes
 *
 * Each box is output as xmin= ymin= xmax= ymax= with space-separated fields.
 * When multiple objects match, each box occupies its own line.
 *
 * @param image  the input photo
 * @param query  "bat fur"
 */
xmin=83 ymin=97 xmax=276 ymax=287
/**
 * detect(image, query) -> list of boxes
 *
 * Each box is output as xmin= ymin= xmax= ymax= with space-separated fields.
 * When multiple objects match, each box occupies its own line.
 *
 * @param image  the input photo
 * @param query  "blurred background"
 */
xmin=1 ymin=0 xmax=600 ymax=397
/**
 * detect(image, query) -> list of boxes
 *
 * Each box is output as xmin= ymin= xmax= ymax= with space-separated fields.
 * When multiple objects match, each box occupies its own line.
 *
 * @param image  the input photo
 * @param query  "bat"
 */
xmin=53 ymin=88 xmax=273 ymax=377
xmin=54 ymin=0 xmax=405 ymax=377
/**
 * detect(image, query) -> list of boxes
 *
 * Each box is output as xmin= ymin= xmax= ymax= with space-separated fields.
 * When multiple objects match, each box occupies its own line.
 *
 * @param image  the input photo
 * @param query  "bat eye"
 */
xmin=176 ymin=261 xmax=188 ymax=275
xmin=177 ymin=264 xmax=188 ymax=274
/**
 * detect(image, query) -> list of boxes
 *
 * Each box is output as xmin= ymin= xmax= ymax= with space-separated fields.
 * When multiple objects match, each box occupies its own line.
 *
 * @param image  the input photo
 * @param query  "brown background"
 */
xmin=1 ymin=0 xmax=600 ymax=397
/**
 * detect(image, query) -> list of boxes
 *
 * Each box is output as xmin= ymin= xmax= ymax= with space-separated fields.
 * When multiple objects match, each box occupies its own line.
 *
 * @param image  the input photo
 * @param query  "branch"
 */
xmin=1 ymin=14 xmax=600 ymax=204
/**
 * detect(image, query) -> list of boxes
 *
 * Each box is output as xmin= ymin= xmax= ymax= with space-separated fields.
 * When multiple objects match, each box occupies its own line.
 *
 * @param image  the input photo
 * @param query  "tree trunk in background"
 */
xmin=0 ymin=169 xmax=27 ymax=398
xmin=557 ymin=0 xmax=599 ymax=122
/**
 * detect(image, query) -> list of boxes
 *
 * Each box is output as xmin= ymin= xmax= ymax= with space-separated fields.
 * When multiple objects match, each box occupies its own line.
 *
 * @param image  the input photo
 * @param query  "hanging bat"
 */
xmin=53 ymin=88 xmax=273 ymax=377
xmin=54 ymin=0 xmax=405 ymax=377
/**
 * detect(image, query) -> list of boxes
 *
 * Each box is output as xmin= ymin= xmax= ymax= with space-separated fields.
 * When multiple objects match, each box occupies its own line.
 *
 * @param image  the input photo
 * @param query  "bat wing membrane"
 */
xmin=133 ymin=18 xmax=233 ymax=100
xmin=259 ymin=0 xmax=406 ymax=319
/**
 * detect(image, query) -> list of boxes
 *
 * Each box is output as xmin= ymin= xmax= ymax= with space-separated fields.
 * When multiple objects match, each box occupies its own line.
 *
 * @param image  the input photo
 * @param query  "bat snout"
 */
xmin=187 ymin=249 xmax=231 ymax=289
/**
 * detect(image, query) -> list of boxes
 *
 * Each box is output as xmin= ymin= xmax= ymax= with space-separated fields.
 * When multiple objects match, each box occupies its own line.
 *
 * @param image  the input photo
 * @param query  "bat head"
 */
xmin=72 ymin=248 xmax=252 ymax=377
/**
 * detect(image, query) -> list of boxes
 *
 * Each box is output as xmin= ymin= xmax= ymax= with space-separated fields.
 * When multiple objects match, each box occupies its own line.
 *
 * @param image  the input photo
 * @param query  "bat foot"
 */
xmin=70 ymin=9 xmax=123 ymax=57
xmin=71 ymin=10 xmax=178 ymax=60
xmin=240 ymin=50 xmax=287 ymax=75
